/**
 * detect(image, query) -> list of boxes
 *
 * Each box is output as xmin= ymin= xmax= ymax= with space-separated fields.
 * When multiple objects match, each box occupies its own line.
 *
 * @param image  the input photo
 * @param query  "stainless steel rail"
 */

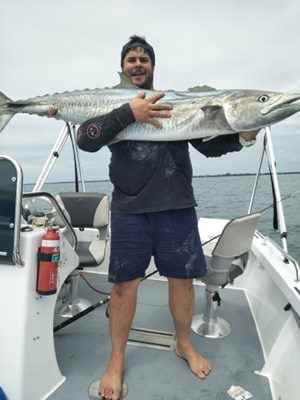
xmin=248 ymin=127 xmax=288 ymax=252
xmin=22 ymin=191 xmax=77 ymax=250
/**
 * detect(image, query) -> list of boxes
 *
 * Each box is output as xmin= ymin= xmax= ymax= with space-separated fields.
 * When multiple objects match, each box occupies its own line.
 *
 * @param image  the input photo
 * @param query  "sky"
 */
xmin=1 ymin=0 xmax=299 ymax=183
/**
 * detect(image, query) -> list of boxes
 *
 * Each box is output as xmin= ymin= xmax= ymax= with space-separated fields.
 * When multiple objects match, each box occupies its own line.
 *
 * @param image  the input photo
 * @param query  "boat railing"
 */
xmin=248 ymin=126 xmax=288 ymax=252
xmin=0 ymin=155 xmax=77 ymax=267
xmin=22 ymin=191 xmax=78 ymax=250
xmin=263 ymin=236 xmax=300 ymax=282
xmin=247 ymin=127 xmax=300 ymax=282
xmin=33 ymin=123 xmax=86 ymax=193
xmin=0 ymin=155 xmax=78 ymax=268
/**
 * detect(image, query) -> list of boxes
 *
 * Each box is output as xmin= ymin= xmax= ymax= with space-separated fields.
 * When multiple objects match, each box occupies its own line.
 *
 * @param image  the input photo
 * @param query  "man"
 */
xmin=77 ymin=35 xmax=258 ymax=400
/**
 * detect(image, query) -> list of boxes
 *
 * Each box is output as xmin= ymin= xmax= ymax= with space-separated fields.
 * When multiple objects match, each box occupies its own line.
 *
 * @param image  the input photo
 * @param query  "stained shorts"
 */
xmin=108 ymin=208 xmax=207 ymax=283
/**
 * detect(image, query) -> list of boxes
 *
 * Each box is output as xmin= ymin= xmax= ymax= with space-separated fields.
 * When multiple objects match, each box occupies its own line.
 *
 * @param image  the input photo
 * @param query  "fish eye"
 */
xmin=258 ymin=94 xmax=269 ymax=103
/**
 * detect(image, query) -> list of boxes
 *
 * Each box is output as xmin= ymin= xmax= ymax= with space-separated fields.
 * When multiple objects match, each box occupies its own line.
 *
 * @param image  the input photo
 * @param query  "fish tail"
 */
xmin=0 ymin=91 xmax=14 ymax=132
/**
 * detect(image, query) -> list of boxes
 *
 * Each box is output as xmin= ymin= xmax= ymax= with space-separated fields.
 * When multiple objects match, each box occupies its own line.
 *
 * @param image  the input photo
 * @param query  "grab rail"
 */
xmin=22 ymin=191 xmax=77 ymax=250
xmin=33 ymin=123 xmax=86 ymax=192
xmin=248 ymin=127 xmax=288 ymax=252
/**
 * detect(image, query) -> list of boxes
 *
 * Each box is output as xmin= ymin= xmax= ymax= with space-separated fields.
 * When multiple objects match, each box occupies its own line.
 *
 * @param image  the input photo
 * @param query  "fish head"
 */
xmin=223 ymin=90 xmax=300 ymax=131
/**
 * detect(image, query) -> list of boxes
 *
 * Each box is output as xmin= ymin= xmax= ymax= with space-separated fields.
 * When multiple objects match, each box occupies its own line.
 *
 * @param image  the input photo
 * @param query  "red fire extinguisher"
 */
xmin=37 ymin=226 xmax=60 ymax=295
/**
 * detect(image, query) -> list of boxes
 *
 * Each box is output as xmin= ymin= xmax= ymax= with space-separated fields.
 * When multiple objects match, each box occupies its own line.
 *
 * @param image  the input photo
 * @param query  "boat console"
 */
xmin=0 ymin=155 xmax=108 ymax=400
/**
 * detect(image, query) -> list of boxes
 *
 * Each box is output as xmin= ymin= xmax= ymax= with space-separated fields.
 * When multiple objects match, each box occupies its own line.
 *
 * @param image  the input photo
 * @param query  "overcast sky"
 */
xmin=1 ymin=0 xmax=299 ymax=183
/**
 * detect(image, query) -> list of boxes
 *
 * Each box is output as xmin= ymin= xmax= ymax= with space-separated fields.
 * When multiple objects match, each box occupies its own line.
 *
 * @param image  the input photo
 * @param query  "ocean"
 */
xmin=24 ymin=173 xmax=300 ymax=262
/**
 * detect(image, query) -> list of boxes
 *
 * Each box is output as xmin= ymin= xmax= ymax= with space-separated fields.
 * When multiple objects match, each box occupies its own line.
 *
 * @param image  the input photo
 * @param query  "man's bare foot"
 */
xmin=175 ymin=341 xmax=212 ymax=379
xmin=99 ymin=357 xmax=124 ymax=400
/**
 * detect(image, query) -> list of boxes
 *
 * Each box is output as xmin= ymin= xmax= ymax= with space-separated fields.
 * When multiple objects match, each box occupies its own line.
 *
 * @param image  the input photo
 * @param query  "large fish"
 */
xmin=0 ymin=86 xmax=300 ymax=141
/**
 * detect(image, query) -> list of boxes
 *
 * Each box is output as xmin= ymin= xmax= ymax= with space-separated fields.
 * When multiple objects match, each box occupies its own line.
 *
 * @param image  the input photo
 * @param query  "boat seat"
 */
xmin=55 ymin=192 xmax=109 ymax=317
xmin=192 ymin=212 xmax=260 ymax=338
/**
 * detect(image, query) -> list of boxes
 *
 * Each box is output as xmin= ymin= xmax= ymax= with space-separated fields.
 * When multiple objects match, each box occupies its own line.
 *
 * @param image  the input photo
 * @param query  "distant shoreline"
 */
xmin=24 ymin=171 xmax=300 ymax=185
xmin=193 ymin=171 xmax=300 ymax=178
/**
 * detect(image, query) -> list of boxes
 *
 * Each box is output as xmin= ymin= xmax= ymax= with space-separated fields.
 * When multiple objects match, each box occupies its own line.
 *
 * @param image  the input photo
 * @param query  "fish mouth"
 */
xmin=261 ymin=94 xmax=300 ymax=115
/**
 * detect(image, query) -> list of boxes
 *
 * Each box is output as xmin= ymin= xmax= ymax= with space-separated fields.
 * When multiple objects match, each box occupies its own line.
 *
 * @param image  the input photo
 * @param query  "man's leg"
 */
xmin=168 ymin=277 xmax=212 ymax=379
xmin=99 ymin=278 xmax=140 ymax=400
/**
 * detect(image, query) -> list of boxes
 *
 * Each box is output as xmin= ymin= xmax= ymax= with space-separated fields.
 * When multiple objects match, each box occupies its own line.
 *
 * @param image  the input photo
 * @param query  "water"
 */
xmin=192 ymin=173 xmax=300 ymax=261
xmin=24 ymin=173 xmax=300 ymax=262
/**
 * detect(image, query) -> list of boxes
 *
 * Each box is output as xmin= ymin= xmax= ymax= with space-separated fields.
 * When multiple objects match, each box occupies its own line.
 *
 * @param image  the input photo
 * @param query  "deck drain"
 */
xmin=88 ymin=378 xmax=128 ymax=399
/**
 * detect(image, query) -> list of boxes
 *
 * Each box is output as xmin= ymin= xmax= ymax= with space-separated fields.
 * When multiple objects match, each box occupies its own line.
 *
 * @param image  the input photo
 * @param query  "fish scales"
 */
xmin=0 ymin=87 xmax=300 ymax=141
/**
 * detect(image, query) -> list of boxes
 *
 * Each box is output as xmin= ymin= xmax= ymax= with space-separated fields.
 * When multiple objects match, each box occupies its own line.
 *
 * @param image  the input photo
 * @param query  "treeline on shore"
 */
xmin=193 ymin=171 xmax=300 ymax=178
xmin=26 ymin=171 xmax=299 ymax=185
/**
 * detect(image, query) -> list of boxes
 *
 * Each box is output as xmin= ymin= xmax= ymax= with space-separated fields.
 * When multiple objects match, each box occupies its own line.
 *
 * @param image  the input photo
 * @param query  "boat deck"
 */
xmin=50 ymin=273 xmax=272 ymax=400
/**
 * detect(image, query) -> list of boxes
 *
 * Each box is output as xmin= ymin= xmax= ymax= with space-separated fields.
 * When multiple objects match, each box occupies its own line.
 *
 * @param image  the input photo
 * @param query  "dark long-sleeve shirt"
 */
xmin=77 ymin=95 xmax=243 ymax=214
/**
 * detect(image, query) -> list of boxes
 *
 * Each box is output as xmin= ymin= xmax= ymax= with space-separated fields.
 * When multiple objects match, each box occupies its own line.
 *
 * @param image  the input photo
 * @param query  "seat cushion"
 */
xmin=76 ymin=240 xmax=106 ymax=267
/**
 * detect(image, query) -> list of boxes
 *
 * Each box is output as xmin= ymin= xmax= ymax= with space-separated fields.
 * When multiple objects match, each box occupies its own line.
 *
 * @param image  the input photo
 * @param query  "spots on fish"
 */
xmin=48 ymin=105 xmax=58 ymax=116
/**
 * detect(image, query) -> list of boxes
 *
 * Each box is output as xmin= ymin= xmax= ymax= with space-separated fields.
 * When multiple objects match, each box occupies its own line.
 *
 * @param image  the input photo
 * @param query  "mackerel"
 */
xmin=0 ymin=87 xmax=300 ymax=141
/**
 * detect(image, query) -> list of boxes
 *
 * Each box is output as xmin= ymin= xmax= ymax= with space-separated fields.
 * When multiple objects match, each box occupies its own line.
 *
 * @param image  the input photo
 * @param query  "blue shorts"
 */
xmin=108 ymin=208 xmax=207 ymax=283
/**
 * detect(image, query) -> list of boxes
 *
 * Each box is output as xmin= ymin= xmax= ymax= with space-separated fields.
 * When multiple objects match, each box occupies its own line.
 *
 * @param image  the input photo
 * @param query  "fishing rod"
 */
xmin=201 ymin=187 xmax=300 ymax=248
xmin=257 ymin=188 xmax=300 ymax=214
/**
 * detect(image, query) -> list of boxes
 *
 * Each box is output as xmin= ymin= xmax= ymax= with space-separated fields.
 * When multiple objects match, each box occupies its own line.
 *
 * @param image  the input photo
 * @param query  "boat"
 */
xmin=0 ymin=124 xmax=299 ymax=400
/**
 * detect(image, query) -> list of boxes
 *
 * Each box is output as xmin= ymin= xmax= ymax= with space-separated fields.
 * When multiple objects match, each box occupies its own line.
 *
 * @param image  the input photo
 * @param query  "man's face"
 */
xmin=122 ymin=48 xmax=154 ymax=89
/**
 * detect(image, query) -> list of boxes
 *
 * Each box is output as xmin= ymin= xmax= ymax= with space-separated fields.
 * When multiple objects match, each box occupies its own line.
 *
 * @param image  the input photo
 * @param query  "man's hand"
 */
xmin=129 ymin=91 xmax=172 ymax=128
xmin=240 ymin=129 xmax=261 ymax=141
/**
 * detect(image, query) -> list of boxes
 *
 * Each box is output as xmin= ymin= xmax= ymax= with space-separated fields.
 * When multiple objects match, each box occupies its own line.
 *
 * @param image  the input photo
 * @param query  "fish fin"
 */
xmin=0 ymin=112 xmax=14 ymax=132
xmin=0 ymin=92 xmax=14 ymax=132
xmin=200 ymin=105 xmax=233 ymax=132
xmin=201 ymin=105 xmax=222 ymax=116
xmin=188 ymin=85 xmax=217 ymax=92
xmin=107 ymin=137 xmax=121 ymax=145
xmin=201 ymin=135 xmax=219 ymax=142
xmin=0 ymin=91 xmax=12 ymax=105
xmin=114 ymin=72 xmax=140 ymax=89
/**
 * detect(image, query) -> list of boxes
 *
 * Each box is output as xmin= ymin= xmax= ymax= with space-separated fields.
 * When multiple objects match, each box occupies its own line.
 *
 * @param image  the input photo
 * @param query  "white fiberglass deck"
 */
xmin=50 ymin=274 xmax=272 ymax=400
